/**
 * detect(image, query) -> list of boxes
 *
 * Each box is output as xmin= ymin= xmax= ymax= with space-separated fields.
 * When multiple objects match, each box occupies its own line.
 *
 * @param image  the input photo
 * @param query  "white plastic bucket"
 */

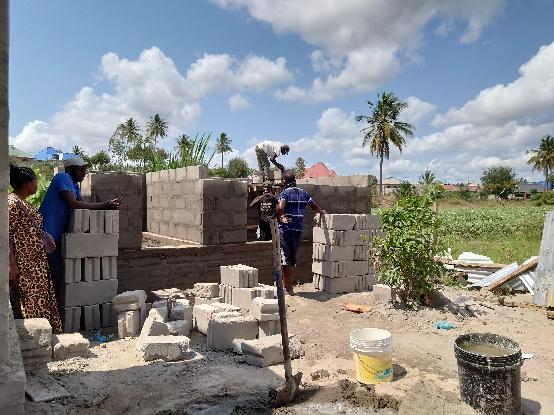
xmin=350 ymin=328 xmax=393 ymax=384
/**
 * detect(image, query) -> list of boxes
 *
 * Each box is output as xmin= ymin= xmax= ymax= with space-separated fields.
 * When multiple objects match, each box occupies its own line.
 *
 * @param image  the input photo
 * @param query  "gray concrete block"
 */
xmin=67 ymin=209 xmax=90 ymax=233
xmin=251 ymin=298 xmax=279 ymax=314
xmin=136 ymin=336 xmax=190 ymax=362
xmin=312 ymin=228 xmax=343 ymax=246
xmin=191 ymin=283 xmax=220 ymax=299
xmin=63 ymin=307 xmax=81 ymax=333
xmin=193 ymin=303 xmax=241 ymax=335
xmin=187 ymin=165 xmax=207 ymax=179
xmin=83 ymin=305 xmax=101 ymax=331
xmin=312 ymin=244 xmax=355 ymax=261
xmin=113 ymin=290 xmax=146 ymax=310
xmin=312 ymin=274 xmax=359 ymax=294
xmin=166 ymin=320 xmax=191 ymax=336
xmin=89 ymin=210 xmax=98 ymax=234
xmin=63 ymin=258 xmax=82 ymax=283
xmin=91 ymin=257 xmax=101 ymax=281
xmin=241 ymin=335 xmax=304 ymax=367
xmin=15 ymin=318 xmax=52 ymax=350
xmin=255 ymin=285 xmax=276 ymax=299
xmin=220 ymin=264 xmax=258 ymax=288
xmin=104 ymin=210 xmax=119 ymax=234
xmin=169 ymin=299 xmax=192 ymax=322
xmin=140 ymin=316 xmax=170 ymax=337
xmin=64 ymin=279 xmax=118 ymax=307
xmin=354 ymin=245 xmax=370 ymax=261
xmin=140 ymin=303 xmax=151 ymax=327
xmin=373 ymin=284 xmax=393 ymax=303
xmin=250 ymin=310 xmax=280 ymax=321
xmin=149 ymin=307 xmax=168 ymax=322
xmin=101 ymin=256 xmax=117 ymax=280
xmin=62 ymin=233 xmax=119 ymax=258
xmin=343 ymin=260 xmax=370 ymax=277
xmin=207 ymin=314 xmax=258 ymax=351
xmin=231 ymin=287 xmax=257 ymax=312
xmin=52 ymin=333 xmax=90 ymax=360
xmin=82 ymin=257 xmax=92 ymax=282
xmin=118 ymin=310 xmax=140 ymax=338
xmin=21 ymin=346 xmax=52 ymax=364
xmin=343 ymin=230 xmax=371 ymax=246
xmin=1 ymin=310 xmax=26 ymax=415
xmin=317 ymin=214 xmax=356 ymax=231
xmin=100 ymin=303 xmax=115 ymax=327
xmin=259 ymin=320 xmax=280 ymax=338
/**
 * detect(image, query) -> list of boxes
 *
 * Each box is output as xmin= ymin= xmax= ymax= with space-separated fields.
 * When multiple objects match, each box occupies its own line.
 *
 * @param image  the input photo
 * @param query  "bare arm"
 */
xmin=275 ymin=199 xmax=287 ymax=222
xmin=269 ymin=154 xmax=285 ymax=172
xmin=308 ymin=200 xmax=326 ymax=215
xmin=61 ymin=191 xmax=120 ymax=210
xmin=9 ymin=238 xmax=18 ymax=280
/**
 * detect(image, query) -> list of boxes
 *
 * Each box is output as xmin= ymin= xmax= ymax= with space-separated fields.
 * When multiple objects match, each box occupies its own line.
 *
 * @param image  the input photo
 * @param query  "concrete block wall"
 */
xmin=146 ymin=166 xmax=247 ymax=245
xmin=81 ymin=172 xmax=144 ymax=250
xmin=297 ymin=174 xmax=374 ymax=187
xmin=62 ymin=210 xmax=119 ymax=332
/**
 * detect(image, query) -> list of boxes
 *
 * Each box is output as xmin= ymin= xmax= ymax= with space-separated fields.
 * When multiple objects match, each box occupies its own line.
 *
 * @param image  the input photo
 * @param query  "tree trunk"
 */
xmin=221 ymin=152 xmax=223 ymax=169
xmin=379 ymin=156 xmax=384 ymax=197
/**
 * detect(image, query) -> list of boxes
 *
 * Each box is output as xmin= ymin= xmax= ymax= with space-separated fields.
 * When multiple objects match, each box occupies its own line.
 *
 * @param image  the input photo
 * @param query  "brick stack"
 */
xmin=62 ymin=209 xmax=119 ymax=332
xmin=312 ymin=213 xmax=380 ymax=294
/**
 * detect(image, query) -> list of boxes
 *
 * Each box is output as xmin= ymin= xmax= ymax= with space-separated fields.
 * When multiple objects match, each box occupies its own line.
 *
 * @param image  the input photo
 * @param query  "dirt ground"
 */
xmin=25 ymin=284 xmax=553 ymax=415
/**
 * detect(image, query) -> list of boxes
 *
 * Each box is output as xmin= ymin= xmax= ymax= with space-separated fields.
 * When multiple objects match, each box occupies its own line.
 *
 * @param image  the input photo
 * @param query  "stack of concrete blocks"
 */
xmin=62 ymin=209 xmax=119 ymax=333
xmin=81 ymin=172 xmax=144 ymax=249
xmin=113 ymin=290 xmax=149 ymax=338
xmin=15 ymin=318 xmax=90 ymax=364
xmin=240 ymin=335 xmax=304 ymax=367
xmin=146 ymin=166 xmax=247 ymax=245
xmin=312 ymin=214 xmax=380 ymax=294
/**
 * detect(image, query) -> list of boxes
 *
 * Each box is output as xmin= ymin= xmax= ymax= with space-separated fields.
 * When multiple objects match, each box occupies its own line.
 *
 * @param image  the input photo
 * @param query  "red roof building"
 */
xmin=303 ymin=162 xmax=337 ymax=179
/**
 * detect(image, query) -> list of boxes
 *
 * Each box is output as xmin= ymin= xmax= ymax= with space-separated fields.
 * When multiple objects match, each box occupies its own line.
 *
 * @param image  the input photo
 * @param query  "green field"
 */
xmin=438 ymin=205 xmax=550 ymax=264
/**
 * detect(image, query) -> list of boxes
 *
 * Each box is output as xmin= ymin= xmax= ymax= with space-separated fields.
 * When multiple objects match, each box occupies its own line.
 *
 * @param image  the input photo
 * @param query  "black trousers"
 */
xmin=47 ymin=242 xmax=64 ymax=322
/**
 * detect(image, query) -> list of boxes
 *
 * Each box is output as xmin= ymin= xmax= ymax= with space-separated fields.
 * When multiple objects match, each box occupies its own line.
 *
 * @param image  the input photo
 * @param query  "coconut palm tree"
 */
xmin=419 ymin=170 xmax=436 ymax=186
xmin=215 ymin=132 xmax=232 ymax=169
xmin=527 ymin=135 xmax=554 ymax=191
xmin=146 ymin=114 xmax=168 ymax=149
xmin=356 ymin=92 xmax=414 ymax=196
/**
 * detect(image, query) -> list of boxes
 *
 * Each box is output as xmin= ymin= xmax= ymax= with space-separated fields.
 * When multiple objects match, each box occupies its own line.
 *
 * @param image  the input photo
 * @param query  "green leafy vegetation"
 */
xmin=209 ymin=157 xmax=251 ymax=178
xmin=481 ymin=166 xmax=517 ymax=200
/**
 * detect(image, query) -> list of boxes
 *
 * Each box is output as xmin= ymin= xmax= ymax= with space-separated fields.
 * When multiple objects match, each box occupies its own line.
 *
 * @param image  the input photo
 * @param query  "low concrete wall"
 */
xmin=81 ymin=172 xmax=144 ymax=250
xmin=298 ymin=175 xmax=374 ymax=187
xmin=117 ymin=240 xmax=312 ymax=293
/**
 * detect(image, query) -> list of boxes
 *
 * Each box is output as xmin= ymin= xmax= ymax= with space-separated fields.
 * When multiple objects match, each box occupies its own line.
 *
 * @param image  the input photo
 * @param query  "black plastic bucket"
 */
xmin=454 ymin=333 xmax=523 ymax=415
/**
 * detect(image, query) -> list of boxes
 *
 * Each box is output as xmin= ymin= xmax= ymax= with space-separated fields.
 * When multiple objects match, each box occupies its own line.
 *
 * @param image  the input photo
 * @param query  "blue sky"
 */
xmin=9 ymin=0 xmax=554 ymax=182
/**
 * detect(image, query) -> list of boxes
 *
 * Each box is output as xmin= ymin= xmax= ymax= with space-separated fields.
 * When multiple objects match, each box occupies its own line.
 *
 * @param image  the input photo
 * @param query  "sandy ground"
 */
xmin=25 ymin=284 xmax=553 ymax=415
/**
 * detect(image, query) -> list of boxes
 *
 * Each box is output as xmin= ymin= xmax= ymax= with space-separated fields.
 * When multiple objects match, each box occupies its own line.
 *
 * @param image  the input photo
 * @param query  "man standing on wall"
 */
xmin=40 ymin=157 xmax=121 ymax=312
xmin=255 ymin=141 xmax=290 ymax=181
xmin=276 ymin=170 xmax=325 ymax=295
xmin=250 ymin=181 xmax=278 ymax=241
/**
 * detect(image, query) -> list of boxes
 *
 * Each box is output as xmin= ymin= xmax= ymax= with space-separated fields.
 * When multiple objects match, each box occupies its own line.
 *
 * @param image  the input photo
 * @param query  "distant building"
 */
xmin=442 ymin=183 xmax=481 ymax=193
xmin=303 ymin=162 xmax=337 ymax=179
xmin=34 ymin=146 xmax=76 ymax=161
xmin=515 ymin=183 xmax=546 ymax=199
xmin=9 ymin=145 xmax=34 ymax=167
xmin=381 ymin=177 xmax=402 ymax=195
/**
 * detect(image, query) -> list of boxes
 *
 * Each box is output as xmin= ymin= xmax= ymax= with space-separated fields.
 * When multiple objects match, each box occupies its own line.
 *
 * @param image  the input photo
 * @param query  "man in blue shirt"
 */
xmin=276 ymin=170 xmax=325 ymax=295
xmin=40 ymin=156 xmax=120 ymax=309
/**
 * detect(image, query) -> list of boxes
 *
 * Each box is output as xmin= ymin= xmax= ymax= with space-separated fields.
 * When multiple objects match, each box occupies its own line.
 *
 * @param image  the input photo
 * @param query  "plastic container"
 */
xmin=350 ymin=328 xmax=393 ymax=384
xmin=454 ymin=333 xmax=523 ymax=415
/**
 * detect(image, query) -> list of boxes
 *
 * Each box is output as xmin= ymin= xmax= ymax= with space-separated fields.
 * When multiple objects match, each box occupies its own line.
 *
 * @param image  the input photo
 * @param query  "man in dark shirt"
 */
xmin=276 ymin=171 xmax=325 ymax=295
xmin=250 ymin=182 xmax=277 ymax=241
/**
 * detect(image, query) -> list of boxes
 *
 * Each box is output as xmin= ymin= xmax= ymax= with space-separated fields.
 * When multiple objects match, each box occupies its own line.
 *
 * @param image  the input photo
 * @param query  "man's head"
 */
xmin=280 ymin=144 xmax=290 ymax=155
xmin=63 ymin=156 xmax=89 ymax=183
xmin=282 ymin=170 xmax=296 ymax=188
xmin=263 ymin=181 xmax=272 ymax=194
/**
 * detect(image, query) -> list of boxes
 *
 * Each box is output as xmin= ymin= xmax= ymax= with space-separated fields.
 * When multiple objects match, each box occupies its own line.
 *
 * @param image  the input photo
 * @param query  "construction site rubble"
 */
xmin=312 ymin=213 xmax=381 ymax=294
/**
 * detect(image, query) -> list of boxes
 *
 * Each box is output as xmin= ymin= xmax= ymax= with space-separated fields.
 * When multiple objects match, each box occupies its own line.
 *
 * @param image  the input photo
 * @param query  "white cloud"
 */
xmin=433 ymin=41 xmax=554 ymax=126
xmin=228 ymin=94 xmax=251 ymax=111
xmin=11 ymin=47 xmax=292 ymax=154
xmin=214 ymin=0 xmax=505 ymax=102
xmin=402 ymin=96 xmax=437 ymax=124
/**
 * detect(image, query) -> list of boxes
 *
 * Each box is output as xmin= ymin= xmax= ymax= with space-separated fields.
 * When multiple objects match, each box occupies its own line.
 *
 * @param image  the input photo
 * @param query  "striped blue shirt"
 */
xmin=279 ymin=187 xmax=313 ymax=232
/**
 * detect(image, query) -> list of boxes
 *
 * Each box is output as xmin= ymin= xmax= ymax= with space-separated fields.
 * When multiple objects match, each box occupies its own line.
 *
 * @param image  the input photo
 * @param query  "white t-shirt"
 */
xmin=256 ymin=141 xmax=281 ymax=157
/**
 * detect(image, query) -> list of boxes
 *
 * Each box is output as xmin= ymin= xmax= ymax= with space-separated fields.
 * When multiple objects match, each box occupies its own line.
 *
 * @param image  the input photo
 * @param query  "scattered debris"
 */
xmin=340 ymin=303 xmax=371 ymax=313
xmin=310 ymin=369 xmax=331 ymax=380
xmin=435 ymin=321 xmax=455 ymax=330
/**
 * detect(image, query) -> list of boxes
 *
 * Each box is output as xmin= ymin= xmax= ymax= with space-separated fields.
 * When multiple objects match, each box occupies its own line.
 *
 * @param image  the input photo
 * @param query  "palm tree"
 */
xmin=527 ymin=135 xmax=554 ymax=191
xmin=215 ymin=132 xmax=232 ymax=169
xmin=176 ymin=134 xmax=191 ymax=158
xmin=356 ymin=92 xmax=414 ymax=196
xmin=146 ymin=114 xmax=168 ymax=149
xmin=419 ymin=170 xmax=436 ymax=186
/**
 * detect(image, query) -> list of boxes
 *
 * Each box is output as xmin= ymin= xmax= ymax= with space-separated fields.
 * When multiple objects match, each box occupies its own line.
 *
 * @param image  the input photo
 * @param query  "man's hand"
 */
xmin=103 ymin=198 xmax=122 ymax=210
xmin=9 ymin=263 xmax=19 ymax=281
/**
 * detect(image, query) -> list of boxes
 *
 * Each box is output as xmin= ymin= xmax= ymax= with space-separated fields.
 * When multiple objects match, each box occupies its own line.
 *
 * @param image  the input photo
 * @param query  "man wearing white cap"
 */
xmin=255 ymin=141 xmax=290 ymax=181
xmin=39 ymin=156 xmax=121 ymax=313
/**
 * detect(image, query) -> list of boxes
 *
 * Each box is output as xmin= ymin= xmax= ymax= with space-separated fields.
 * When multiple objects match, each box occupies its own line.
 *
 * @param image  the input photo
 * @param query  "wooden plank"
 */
xmin=485 ymin=258 xmax=539 ymax=292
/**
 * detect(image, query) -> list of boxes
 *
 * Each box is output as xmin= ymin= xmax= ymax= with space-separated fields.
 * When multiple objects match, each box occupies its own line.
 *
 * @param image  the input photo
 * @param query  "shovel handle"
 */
xmin=270 ymin=219 xmax=293 ymax=382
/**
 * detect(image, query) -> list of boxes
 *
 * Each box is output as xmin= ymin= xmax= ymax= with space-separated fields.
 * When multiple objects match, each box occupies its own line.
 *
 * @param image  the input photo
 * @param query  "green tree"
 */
xmin=146 ymin=114 xmax=168 ymax=149
xmin=457 ymin=183 xmax=472 ymax=201
xmin=176 ymin=134 xmax=191 ymax=158
xmin=109 ymin=117 xmax=155 ymax=170
xmin=393 ymin=181 xmax=417 ymax=199
xmin=226 ymin=157 xmax=250 ymax=178
xmin=527 ymin=135 xmax=554 ymax=191
xmin=215 ymin=132 xmax=232 ymax=168
xmin=356 ymin=92 xmax=415 ymax=196
xmin=295 ymin=157 xmax=307 ymax=178
xmin=72 ymin=146 xmax=85 ymax=157
xmin=88 ymin=150 xmax=111 ymax=170
xmin=481 ymin=166 xmax=517 ymax=200
xmin=419 ymin=170 xmax=436 ymax=186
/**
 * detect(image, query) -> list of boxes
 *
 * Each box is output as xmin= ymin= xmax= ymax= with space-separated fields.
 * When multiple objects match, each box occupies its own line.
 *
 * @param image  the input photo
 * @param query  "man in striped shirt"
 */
xmin=276 ymin=171 xmax=325 ymax=295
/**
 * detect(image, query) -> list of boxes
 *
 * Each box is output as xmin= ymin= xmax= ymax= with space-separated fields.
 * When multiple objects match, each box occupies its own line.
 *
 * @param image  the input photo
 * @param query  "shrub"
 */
xmin=534 ymin=191 xmax=554 ymax=206
xmin=372 ymin=186 xmax=445 ymax=308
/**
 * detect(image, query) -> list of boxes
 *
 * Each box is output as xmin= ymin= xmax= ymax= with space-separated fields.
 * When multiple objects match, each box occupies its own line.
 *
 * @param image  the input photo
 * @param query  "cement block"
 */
xmin=117 ymin=310 xmax=140 ymax=338
xmin=100 ymin=303 xmax=115 ymax=327
xmin=136 ymin=336 xmax=190 ymax=362
xmin=149 ymin=307 xmax=168 ymax=322
xmin=21 ymin=346 xmax=52 ymax=364
xmin=186 ymin=165 xmax=207 ymax=179
xmin=15 ymin=318 xmax=52 ymax=350
xmin=241 ymin=335 xmax=304 ymax=367
xmin=207 ymin=314 xmax=258 ymax=351
xmin=113 ymin=290 xmax=147 ymax=310
xmin=255 ymin=285 xmax=276 ymax=299
xmin=354 ymin=245 xmax=370 ymax=261
xmin=83 ymin=304 xmax=101 ymax=331
xmin=166 ymin=320 xmax=191 ymax=336
xmin=141 ymin=316 xmax=170 ymax=337
xmin=170 ymin=299 xmax=193 ymax=322
xmin=140 ymin=303 xmax=151 ymax=327
xmin=312 ymin=244 xmax=355 ymax=261
xmin=312 ymin=274 xmax=359 ymax=294
xmin=343 ymin=230 xmax=371 ymax=246
xmin=52 ymin=333 xmax=90 ymax=360
xmin=191 ymin=283 xmax=220 ymax=299
xmin=63 ymin=258 xmax=82 ymax=283
xmin=231 ymin=287 xmax=257 ymax=312
xmin=250 ymin=310 xmax=280 ymax=321
xmin=63 ymin=307 xmax=82 ymax=333
xmin=312 ymin=228 xmax=344 ymax=246
xmin=193 ymin=303 xmax=241 ymax=335
xmin=220 ymin=264 xmax=259 ymax=288
xmin=373 ymin=284 xmax=393 ymax=304
xmin=101 ymin=256 xmax=117 ymax=280
xmin=259 ymin=320 xmax=280 ymax=338
xmin=251 ymin=298 xmax=279 ymax=314
xmin=67 ymin=209 xmax=90 ymax=233
xmin=104 ymin=210 xmax=119 ymax=234
xmin=343 ymin=260 xmax=370 ymax=277
xmin=64 ymin=279 xmax=118 ymax=307
xmin=62 ymin=233 xmax=119 ymax=258
xmin=91 ymin=257 xmax=101 ymax=281
xmin=317 ymin=214 xmax=356 ymax=231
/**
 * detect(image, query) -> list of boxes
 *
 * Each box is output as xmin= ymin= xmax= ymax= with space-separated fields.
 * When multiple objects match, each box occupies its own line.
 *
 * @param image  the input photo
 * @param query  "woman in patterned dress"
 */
xmin=8 ymin=164 xmax=62 ymax=333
